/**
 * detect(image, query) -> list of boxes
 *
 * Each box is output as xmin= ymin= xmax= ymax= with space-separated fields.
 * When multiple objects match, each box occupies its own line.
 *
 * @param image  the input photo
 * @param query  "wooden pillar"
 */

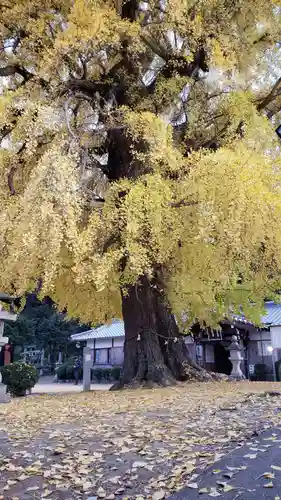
xmin=4 ymin=345 xmax=11 ymax=365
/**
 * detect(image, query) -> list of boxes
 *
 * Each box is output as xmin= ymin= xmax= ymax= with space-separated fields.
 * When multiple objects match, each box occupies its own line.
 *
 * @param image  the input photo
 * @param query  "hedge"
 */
xmin=91 ymin=366 xmax=121 ymax=383
xmin=56 ymin=357 xmax=83 ymax=381
xmin=56 ymin=360 xmax=121 ymax=382
xmin=1 ymin=361 xmax=39 ymax=397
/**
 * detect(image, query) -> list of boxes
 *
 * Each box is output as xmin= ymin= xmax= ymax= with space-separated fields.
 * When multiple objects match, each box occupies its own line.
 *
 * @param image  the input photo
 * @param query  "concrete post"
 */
xmin=271 ymin=348 xmax=277 ymax=382
xmin=83 ymin=345 xmax=93 ymax=391
xmin=40 ymin=348 xmax=45 ymax=376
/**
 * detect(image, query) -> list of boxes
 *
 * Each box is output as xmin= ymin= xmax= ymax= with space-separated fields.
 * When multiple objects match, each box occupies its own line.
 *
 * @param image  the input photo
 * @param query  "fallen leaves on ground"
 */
xmin=0 ymin=381 xmax=280 ymax=499
xmin=263 ymin=472 xmax=275 ymax=479
xmin=264 ymin=481 xmax=274 ymax=488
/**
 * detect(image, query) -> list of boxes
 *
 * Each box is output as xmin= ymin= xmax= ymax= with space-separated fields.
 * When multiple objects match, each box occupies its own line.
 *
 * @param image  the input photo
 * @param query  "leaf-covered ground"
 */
xmin=169 ymin=426 xmax=281 ymax=498
xmin=0 ymin=381 xmax=281 ymax=500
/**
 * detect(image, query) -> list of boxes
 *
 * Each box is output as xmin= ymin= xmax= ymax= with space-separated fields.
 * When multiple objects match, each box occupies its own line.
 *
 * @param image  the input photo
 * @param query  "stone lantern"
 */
xmin=228 ymin=334 xmax=245 ymax=380
xmin=0 ymin=302 xmax=17 ymax=403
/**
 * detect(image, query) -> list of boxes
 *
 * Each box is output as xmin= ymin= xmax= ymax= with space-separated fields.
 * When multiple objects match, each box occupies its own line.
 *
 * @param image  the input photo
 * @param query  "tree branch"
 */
xmin=0 ymin=63 xmax=49 ymax=89
xmin=0 ymin=64 xmax=32 ymax=81
xmin=7 ymin=143 xmax=26 ymax=195
xmin=66 ymin=79 xmax=112 ymax=97
xmin=257 ymin=77 xmax=281 ymax=113
xmin=140 ymin=34 xmax=168 ymax=60
xmin=64 ymin=97 xmax=78 ymax=140
xmin=170 ymin=200 xmax=198 ymax=208
xmin=7 ymin=166 xmax=16 ymax=195
xmin=79 ymin=56 xmax=88 ymax=79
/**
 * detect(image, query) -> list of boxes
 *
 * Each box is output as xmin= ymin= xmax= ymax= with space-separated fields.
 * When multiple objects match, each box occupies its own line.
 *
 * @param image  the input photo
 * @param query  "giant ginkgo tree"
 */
xmin=1 ymin=0 xmax=281 ymax=387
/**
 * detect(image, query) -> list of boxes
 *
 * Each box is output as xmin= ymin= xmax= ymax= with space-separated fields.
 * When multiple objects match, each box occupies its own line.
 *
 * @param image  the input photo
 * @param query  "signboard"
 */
xmin=248 ymin=364 xmax=255 ymax=375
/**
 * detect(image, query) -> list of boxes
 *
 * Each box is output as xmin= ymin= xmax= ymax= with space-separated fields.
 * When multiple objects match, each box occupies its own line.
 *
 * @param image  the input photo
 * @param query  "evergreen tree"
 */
xmin=5 ymin=294 xmax=87 ymax=362
xmin=1 ymin=1 xmax=281 ymax=386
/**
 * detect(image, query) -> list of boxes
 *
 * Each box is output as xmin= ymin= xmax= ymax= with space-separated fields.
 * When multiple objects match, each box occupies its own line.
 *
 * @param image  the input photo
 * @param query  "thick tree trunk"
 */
xmin=112 ymin=276 xmax=219 ymax=390
xmin=154 ymin=294 xmax=212 ymax=381
xmin=118 ymin=276 xmax=175 ymax=388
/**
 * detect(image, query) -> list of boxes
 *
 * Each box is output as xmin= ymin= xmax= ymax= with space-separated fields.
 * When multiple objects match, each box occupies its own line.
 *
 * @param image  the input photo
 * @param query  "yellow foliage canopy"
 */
xmin=1 ymin=0 xmax=281 ymax=326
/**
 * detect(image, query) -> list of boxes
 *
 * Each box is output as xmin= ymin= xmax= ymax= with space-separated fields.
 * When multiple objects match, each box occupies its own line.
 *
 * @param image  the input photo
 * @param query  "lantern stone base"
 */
xmin=229 ymin=372 xmax=246 ymax=381
xmin=0 ymin=383 xmax=10 ymax=403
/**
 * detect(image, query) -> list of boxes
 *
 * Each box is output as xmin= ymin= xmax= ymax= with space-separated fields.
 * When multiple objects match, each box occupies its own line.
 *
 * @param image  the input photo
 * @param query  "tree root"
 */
xmin=110 ymin=364 xmax=229 ymax=390
xmin=110 ymin=377 xmax=176 ymax=391
xmin=180 ymin=360 xmax=229 ymax=382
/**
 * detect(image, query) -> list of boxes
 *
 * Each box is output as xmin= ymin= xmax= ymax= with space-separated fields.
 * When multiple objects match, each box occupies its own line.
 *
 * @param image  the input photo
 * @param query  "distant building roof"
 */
xmin=0 ymin=309 xmax=17 ymax=322
xmin=72 ymin=302 xmax=281 ymax=342
xmin=231 ymin=302 xmax=281 ymax=327
xmin=0 ymin=292 xmax=17 ymax=304
xmin=71 ymin=319 xmax=125 ymax=341
xmin=261 ymin=302 xmax=281 ymax=326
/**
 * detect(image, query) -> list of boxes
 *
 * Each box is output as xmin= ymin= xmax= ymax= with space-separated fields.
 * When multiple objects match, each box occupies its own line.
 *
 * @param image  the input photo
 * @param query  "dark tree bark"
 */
xmin=118 ymin=275 xmax=175 ymax=388
xmin=112 ymin=276 xmax=218 ymax=389
xmin=105 ymin=130 xmax=221 ymax=390
xmin=154 ymin=292 xmax=211 ymax=381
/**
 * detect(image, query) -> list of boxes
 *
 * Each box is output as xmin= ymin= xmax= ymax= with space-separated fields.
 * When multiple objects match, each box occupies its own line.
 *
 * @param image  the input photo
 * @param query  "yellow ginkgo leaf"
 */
xmin=264 ymin=481 xmax=274 ymax=488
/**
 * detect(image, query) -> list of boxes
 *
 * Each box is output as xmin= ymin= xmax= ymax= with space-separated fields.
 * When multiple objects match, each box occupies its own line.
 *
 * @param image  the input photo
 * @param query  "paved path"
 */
xmin=32 ymin=378 xmax=112 ymax=394
xmin=170 ymin=427 xmax=281 ymax=499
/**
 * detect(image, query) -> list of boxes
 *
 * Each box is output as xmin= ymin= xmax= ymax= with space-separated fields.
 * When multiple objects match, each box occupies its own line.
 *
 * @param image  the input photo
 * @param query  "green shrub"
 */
xmin=276 ymin=360 xmax=281 ymax=381
xmin=102 ymin=368 xmax=111 ymax=381
xmin=56 ymin=359 xmax=72 ymax=380
xmin=92 ymin=368 xmax=103 ymax=382
xmin=56 ymin=357 xmax=83 ymax=381
xmin=111 ymin=366 xmax=121 ymax=381
xmin=65 ymin=364 xmax=74 ymax=379
xmin=1 ymin=362 xmax=39 ymax=397
xmin=91 ymin=367 xmax=121 ymax=382
xmin=254 ymin=363 xmax=271 ymax=381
